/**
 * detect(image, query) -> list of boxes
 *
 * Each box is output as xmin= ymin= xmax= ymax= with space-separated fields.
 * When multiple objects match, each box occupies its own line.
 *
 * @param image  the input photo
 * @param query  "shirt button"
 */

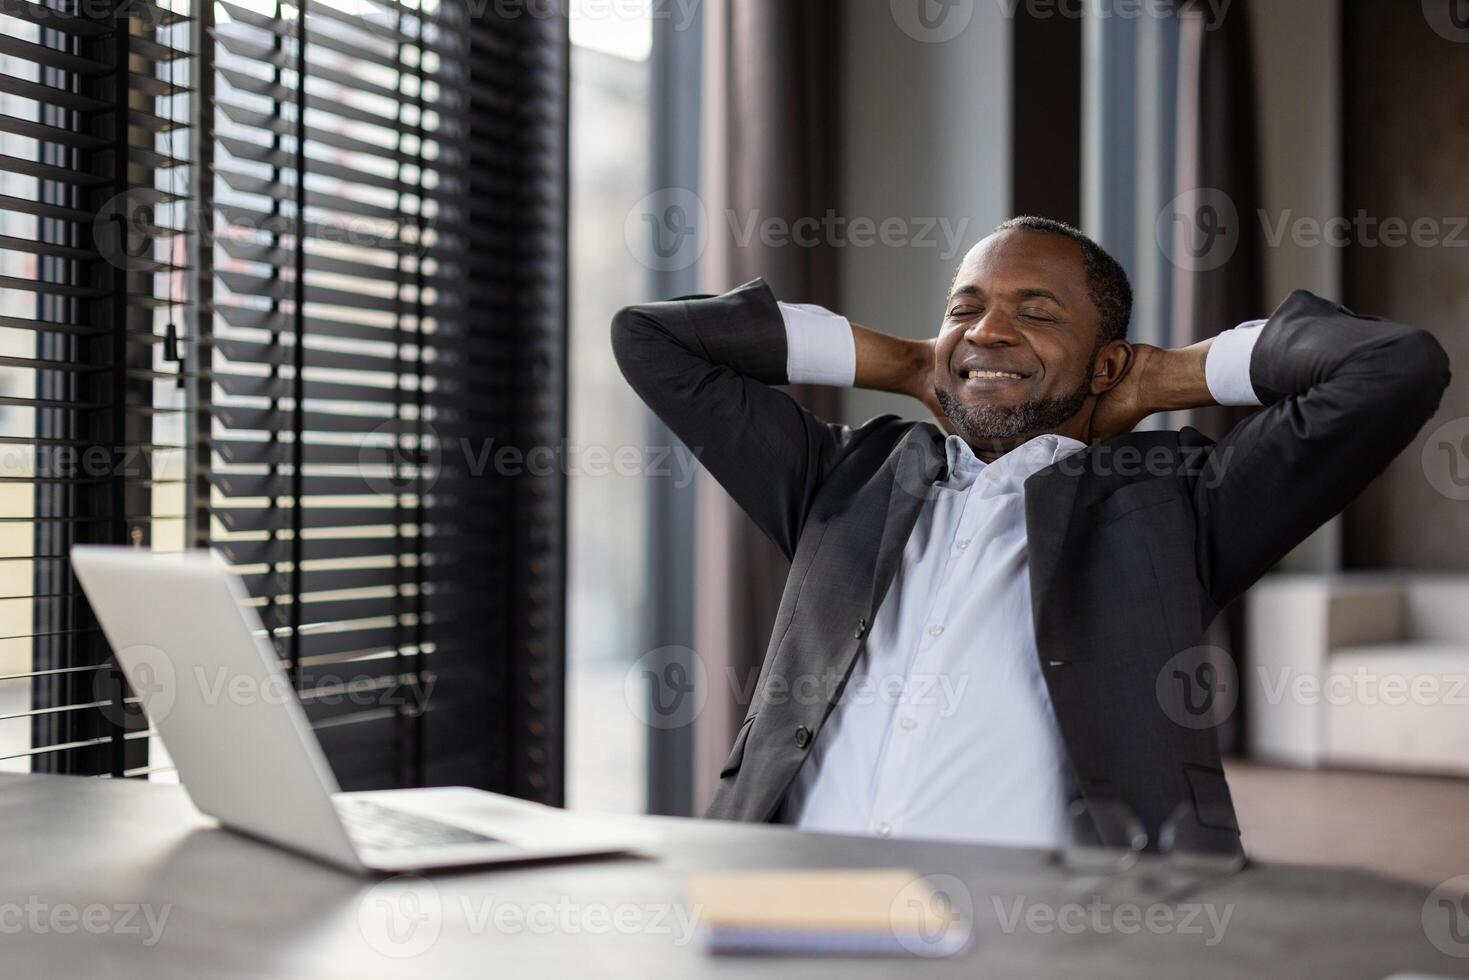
xmin=899 ymin=717 xmax=917 ymax=731
xmin=854 ymin=618 xmax=868 ymax=639
xmin=927 ymin=624 xmax=944 ymax=637
xmin=956 ymin=538 xmax=970 ymax=550
xmin=794 ymin=725 xmax=811 ymax=749
xmin=875 ymin=822 xmax=892 ymax=837
xmin=984 ymin=468 xmax=1000 ymax=481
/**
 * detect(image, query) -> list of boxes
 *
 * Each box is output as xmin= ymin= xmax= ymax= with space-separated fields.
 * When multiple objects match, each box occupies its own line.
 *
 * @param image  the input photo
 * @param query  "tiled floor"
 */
xmin=1226 ymin=759 xmax=1469 ymax=887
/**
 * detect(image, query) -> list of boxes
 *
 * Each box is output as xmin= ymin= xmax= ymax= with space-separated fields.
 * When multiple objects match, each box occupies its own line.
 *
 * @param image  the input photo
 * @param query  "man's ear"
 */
xmin=1089 ymin=340 xmax=1134 ymax=395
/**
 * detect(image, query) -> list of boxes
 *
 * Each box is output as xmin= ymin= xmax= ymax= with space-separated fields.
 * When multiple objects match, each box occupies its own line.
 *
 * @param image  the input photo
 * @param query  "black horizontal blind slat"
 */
xmin=0 ymin=32 xmax=111 ymax=75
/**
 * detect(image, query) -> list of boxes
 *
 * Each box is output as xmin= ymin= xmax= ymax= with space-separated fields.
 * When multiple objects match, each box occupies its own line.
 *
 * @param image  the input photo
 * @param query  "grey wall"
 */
xmin=834 ymin=3 xmax=1011 ymax=428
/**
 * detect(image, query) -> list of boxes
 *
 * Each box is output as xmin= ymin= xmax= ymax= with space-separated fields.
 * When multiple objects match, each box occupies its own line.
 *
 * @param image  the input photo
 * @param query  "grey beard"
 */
xmin=934 ymin=375 xmax=1091 ymax=444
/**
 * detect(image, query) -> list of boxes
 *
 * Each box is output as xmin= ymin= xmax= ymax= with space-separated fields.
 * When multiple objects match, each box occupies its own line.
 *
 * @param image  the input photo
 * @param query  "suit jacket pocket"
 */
xmin=720 ymin=714 xmax=757 ymax=778
xmin=1183 ymin=763 xmax=1240 ymax=833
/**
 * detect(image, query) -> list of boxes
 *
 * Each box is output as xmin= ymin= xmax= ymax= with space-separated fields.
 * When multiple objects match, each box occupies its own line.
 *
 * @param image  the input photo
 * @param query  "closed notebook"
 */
xmin=681 ymin=868 xmax=971 ymax=957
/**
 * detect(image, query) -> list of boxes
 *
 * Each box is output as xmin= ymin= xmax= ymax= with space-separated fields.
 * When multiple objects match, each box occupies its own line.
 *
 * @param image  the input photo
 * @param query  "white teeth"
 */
xmin=964 ymin=370 xmax=1022 ymax=380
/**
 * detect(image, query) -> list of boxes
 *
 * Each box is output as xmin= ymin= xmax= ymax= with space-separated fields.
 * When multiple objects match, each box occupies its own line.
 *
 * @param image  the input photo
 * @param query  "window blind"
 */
xmin=201 ymin=0 xmax=567 ymax=798
xmin=0 ymin=0 xmax=192 ymax=776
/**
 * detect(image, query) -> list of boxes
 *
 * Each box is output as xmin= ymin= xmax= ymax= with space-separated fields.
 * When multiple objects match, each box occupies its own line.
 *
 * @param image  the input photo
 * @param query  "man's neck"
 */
xmin=962 ymin=425 xmax=1090 ymax=464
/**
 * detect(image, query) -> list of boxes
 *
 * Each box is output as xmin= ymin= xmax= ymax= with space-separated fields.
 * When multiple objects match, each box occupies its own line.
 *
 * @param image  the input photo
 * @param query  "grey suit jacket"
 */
xmin=611 ymin=278 xmax=1451 ymax=849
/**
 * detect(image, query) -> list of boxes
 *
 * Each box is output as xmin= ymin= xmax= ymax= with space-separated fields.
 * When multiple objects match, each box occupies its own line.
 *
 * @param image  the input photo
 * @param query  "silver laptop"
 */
xmin=70 ymin=545 xmax=649 ymax=875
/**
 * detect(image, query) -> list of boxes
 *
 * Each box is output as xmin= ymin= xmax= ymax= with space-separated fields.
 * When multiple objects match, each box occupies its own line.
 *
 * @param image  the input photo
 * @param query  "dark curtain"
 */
xmin=1174 ymin=0 xmax=1265 ymax=384
xmin=694 ymin=0 xmax=843 ymax=810
xmin=1172 ymin=0 xmax=1264 ymax=753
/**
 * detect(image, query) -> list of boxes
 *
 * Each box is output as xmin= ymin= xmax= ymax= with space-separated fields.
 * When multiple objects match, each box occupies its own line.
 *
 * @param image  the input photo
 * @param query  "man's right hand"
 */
xmin=851 ymin=325 xmax=949 ymax=428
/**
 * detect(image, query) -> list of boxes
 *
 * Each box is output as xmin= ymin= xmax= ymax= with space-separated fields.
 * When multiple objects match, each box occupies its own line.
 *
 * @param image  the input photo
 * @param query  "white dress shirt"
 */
xmin=771 ymin=301 xmax=1265 ymax=848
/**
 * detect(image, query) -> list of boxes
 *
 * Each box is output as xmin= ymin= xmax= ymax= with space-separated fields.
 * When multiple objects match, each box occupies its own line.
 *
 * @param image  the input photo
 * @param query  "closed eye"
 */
xmin=948 ymin=306 xmax=980 ymax=318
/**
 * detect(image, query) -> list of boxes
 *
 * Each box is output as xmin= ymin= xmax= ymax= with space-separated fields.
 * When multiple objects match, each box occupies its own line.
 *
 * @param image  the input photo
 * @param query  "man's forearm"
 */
xmin=1139 ymin=339 xmax=1218 ymax=414
xmin=850 ymin=322 xmax=930 ymax=398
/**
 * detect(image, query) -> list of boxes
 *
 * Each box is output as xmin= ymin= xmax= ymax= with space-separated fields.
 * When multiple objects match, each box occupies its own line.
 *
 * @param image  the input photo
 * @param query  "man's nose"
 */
xmin=963 ymin=311 xmax=1021 ymax=346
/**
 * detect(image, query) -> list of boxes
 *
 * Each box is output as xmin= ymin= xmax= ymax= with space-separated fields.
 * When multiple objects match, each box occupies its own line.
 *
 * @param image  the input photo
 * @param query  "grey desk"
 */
xmin=2 ymin=772 xmax=1465 ymax=979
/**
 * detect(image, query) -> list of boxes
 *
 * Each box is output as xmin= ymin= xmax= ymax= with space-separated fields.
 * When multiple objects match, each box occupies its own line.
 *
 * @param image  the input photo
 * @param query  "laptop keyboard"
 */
xmin=334 ymin=797 xmax=500 ymax=851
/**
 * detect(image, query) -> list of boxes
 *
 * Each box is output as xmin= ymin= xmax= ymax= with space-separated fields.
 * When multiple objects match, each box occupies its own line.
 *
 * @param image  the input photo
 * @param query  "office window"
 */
xmin=0 ymin=0 xmax=191 ymax=776
xmin=565 ymin=12 xmax=651 ymax=813
xmin=203 ymin=0 xmax=457 ymax=789
xmin=199 ymin=0 xmax=570 ymax=795
xmin=1 ymin=0 xmax=571 ymax=800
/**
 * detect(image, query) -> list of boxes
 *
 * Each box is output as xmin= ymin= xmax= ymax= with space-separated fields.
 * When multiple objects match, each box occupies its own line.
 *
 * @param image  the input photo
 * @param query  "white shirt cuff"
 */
xmin=1204 ymin=319 xmax=1267 ymax=406
xmin=779 ymin=301 xmax=855 ymax=386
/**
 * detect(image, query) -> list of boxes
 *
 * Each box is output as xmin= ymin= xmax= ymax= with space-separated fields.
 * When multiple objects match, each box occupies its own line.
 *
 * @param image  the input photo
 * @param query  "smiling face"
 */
xmin=932 ymin=227 xmax=1130 ymax=458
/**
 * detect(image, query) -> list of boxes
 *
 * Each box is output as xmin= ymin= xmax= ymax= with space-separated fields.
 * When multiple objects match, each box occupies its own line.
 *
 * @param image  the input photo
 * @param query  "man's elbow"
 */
xmin=610 ymin=304 xmax=658 ymax=379
xmin=609 ymin=304 xmax=643 ymax=364
xmin=1393 ymin=327 xmax=1453 ymax=416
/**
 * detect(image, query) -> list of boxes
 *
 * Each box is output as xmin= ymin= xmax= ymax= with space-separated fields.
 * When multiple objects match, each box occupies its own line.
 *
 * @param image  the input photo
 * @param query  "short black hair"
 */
xmin=988 ymin=215 xmax=1132 ymax=348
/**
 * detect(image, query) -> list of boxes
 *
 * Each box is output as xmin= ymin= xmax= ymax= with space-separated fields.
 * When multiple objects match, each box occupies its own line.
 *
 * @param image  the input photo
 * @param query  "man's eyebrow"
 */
xmin=1015 ymin=287 xmax=1065 ymax=306
xmin=947 ymin=284 xmax=1067 ymax=306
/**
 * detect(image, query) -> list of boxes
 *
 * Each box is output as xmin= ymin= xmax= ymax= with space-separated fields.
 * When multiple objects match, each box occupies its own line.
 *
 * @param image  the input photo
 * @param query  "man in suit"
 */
xmin=611 ymin=216 xmax=1450 ymax=852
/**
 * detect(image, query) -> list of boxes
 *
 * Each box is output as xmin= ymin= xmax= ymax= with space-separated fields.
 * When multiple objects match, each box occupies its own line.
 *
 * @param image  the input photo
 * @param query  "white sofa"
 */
xmin=1246 ymin=573 xmax=1469 ymax=776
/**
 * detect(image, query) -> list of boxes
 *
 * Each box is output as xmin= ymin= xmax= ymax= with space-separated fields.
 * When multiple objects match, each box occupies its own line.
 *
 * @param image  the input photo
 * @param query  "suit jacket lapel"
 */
xmin=867 ymin=424 xmax=948 ymax=615
xmin=1024 ymin=449 xmax=1087 ymax=659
